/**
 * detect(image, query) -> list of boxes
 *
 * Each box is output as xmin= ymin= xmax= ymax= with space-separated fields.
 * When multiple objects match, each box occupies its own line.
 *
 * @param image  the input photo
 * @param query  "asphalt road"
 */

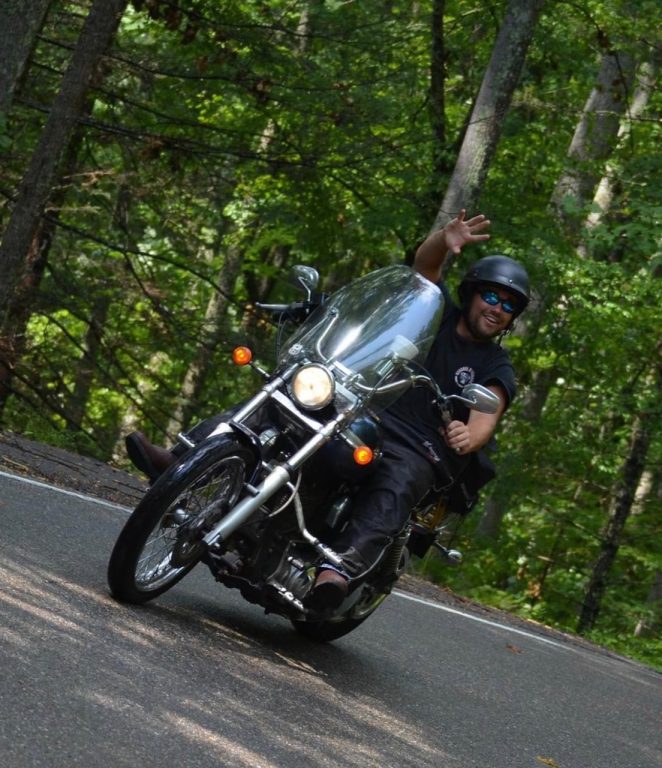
xmin=1 ymin=470 xmax=660 ymax=768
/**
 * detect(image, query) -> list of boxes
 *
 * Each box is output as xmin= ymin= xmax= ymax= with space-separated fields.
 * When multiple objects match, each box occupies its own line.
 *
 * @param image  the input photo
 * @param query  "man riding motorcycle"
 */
xmin=126 ymin=210 xmax=530 ymax=609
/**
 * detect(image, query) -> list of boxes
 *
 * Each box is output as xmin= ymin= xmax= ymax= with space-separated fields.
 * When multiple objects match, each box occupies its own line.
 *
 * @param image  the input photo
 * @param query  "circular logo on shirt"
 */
xmin=454 ymin=366 xmax=475 ymax=387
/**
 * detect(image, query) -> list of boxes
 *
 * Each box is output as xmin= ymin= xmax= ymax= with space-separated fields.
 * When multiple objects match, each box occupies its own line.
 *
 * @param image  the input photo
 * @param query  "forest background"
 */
xmin=0 ymin=0 xmax=660 ymax=667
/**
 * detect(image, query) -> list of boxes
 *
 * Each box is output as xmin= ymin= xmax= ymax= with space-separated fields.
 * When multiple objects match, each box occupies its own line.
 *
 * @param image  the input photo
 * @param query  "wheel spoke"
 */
xmin=133 ymin=454 xmax=247 ymax=591
xmin=136 ymin=527 xmax=180 ymax=585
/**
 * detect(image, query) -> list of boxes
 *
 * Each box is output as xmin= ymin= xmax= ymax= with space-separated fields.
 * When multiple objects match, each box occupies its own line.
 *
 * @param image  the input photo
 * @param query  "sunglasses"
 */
xmin=479 ymin=290 xmax=517 ymax=315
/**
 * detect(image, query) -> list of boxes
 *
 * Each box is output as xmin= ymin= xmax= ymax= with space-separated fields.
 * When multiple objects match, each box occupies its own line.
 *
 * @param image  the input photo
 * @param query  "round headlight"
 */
xmin=291 ymin=364 xmax=335 ymax=410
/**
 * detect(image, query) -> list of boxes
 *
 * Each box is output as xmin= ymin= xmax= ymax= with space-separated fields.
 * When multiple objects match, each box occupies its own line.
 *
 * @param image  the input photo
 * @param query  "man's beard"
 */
xmin=463 ymin=307 xmax=506 ymax=342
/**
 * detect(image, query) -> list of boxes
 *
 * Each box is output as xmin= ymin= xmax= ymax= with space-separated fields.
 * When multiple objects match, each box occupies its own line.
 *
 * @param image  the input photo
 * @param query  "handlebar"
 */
xmin=255 ymin=299 xmax=324 ymax=326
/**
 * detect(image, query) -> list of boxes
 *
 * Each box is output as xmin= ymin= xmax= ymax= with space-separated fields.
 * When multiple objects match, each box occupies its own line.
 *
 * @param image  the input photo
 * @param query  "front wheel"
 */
xmin=108 ymin=436 xmax=254 ymax=604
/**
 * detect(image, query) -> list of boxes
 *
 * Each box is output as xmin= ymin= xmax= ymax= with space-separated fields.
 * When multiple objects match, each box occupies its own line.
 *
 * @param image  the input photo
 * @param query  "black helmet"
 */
xmin=458 ymin=254 xmax=530 ymax=317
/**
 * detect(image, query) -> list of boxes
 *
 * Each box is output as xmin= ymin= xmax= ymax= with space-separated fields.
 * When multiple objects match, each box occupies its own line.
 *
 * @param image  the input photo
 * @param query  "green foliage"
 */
xmin=1 ymin=0 xmax=660 ymax=665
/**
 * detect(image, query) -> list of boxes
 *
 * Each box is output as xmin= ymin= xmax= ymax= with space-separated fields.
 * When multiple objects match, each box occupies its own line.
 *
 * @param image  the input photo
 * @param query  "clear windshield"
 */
xmin=279 ymin=265 xmax=444 ymax=403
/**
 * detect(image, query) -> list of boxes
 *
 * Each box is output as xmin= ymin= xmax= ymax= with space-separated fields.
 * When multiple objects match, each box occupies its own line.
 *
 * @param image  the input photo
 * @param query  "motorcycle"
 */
xmin=107 ymin=264 xmax=499 ymax=641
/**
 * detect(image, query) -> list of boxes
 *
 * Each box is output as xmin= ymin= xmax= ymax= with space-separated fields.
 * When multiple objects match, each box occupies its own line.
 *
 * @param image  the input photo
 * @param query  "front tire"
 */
xmin=108 ymin=436 xmax=254 ymax=604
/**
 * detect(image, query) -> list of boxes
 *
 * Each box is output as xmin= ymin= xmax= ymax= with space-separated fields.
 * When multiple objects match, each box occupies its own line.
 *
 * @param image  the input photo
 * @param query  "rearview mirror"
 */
xmin=458 ymin=383 xmax=500 ymax=414
xmin=289 ymin=265 xmax=320 ymax=300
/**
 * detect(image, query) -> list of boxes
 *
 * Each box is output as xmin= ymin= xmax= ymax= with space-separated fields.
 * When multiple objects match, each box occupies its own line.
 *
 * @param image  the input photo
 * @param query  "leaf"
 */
xmin=536 ymin=757 xmax=561 ymax=768
xmin=506 ymin=643 xmax=522 ymax=654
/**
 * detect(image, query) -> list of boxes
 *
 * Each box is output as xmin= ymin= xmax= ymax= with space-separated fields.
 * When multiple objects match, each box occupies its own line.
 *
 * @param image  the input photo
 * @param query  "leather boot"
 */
xmin=125 ymin=431 xmax=176 ymax=482
xmin=307 ymin=567 xmax=349 ymax=610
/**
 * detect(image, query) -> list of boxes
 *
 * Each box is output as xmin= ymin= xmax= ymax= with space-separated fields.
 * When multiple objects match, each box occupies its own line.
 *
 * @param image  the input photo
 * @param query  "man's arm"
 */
xmin=414 ymin=210 xmax=491 ymax=284
xmin=441 ymin=384 xmax=507 ymax=455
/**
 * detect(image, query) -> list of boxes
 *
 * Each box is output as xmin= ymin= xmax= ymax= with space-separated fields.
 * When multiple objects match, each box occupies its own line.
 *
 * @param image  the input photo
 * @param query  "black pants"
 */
xmin=180 ymin=414 xmax=437 ymax=577
xmin=328 ymin=436 xmax=436 ymax=576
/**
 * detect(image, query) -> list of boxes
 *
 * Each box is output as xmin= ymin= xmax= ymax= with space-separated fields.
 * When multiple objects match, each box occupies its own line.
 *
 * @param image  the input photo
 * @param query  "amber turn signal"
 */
xmin=232 ymin=346 xmax=253 ymax=366
xmin=353 ymin=445 xmax=374 ymax=466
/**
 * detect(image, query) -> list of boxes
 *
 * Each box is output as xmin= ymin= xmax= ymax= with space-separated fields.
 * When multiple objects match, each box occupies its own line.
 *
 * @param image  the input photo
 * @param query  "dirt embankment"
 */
xmin=0 ymin=430 xmax=145 ymax=507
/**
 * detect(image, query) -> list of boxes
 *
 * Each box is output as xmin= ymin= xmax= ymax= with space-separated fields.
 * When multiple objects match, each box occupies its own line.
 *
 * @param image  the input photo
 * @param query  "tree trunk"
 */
xmin=519 ymin=48 xmax=641 ymax=421
xmin=430 ymin=0 xmax=544 ymax=252
xmin=111 ymin=350 xmax=171 ymax=463
xmin=63 ymin=293 xmax=111 ymax=431
xmin=0 ymin=0 xmax=128 ymax=326
xmin=0 ymin=132 xmax=86 ymax=416
xmin=0 ymin=0 xmax=52 ymax=115
xmin=576 ymin=364 xmax=660 ymax=633
xmin=475 ymin=497 xmax=505 ymax=541
xmin=426 ymin=0 xmax=448 ymax=211
xmin=551 ymin=49 xmax=636 ymax=238
xmin=166 ymin=242 xmax=244 ymax=439
xmin=577 ymin=59 xmax=656 ymax=258
xmin=633 ymin=467 xmax=661 ymax=637
xmin=634 ymin=570 xmax=662 ymax=638
xmin=0 ymin=220 xmax=50 ymax=413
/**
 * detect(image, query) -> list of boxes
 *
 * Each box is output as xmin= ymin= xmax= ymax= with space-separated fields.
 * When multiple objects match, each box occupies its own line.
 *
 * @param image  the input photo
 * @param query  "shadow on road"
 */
xmin=1 ymin=544 xmax=452 ymax=768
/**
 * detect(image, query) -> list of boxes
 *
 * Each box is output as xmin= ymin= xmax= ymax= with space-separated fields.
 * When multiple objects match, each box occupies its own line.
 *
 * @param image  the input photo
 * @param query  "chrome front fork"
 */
xmin=201 ymin=406 xmax=352 ymax=552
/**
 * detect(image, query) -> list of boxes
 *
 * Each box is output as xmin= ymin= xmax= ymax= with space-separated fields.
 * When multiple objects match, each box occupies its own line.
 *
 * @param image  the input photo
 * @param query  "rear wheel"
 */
xmin=291 ymin=589 xmax=388 ymax=642
xmin=108 ymin=436 xmax=254 ymax=604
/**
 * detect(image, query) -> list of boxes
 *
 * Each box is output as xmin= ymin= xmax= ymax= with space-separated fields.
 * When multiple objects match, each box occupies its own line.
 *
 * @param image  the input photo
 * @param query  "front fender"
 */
xmin=171 ymin=430 xmax=262 ymax=487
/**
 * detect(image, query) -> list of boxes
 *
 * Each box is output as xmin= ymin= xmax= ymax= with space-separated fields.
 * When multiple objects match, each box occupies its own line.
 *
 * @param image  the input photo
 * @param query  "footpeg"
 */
xmin=433 ymin=542 xmax=463 ymax=565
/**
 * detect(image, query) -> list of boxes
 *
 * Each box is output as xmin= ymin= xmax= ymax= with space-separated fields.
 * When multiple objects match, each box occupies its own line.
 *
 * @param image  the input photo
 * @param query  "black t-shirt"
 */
xmin=379 ymin=283 xmax=516 ymax=472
